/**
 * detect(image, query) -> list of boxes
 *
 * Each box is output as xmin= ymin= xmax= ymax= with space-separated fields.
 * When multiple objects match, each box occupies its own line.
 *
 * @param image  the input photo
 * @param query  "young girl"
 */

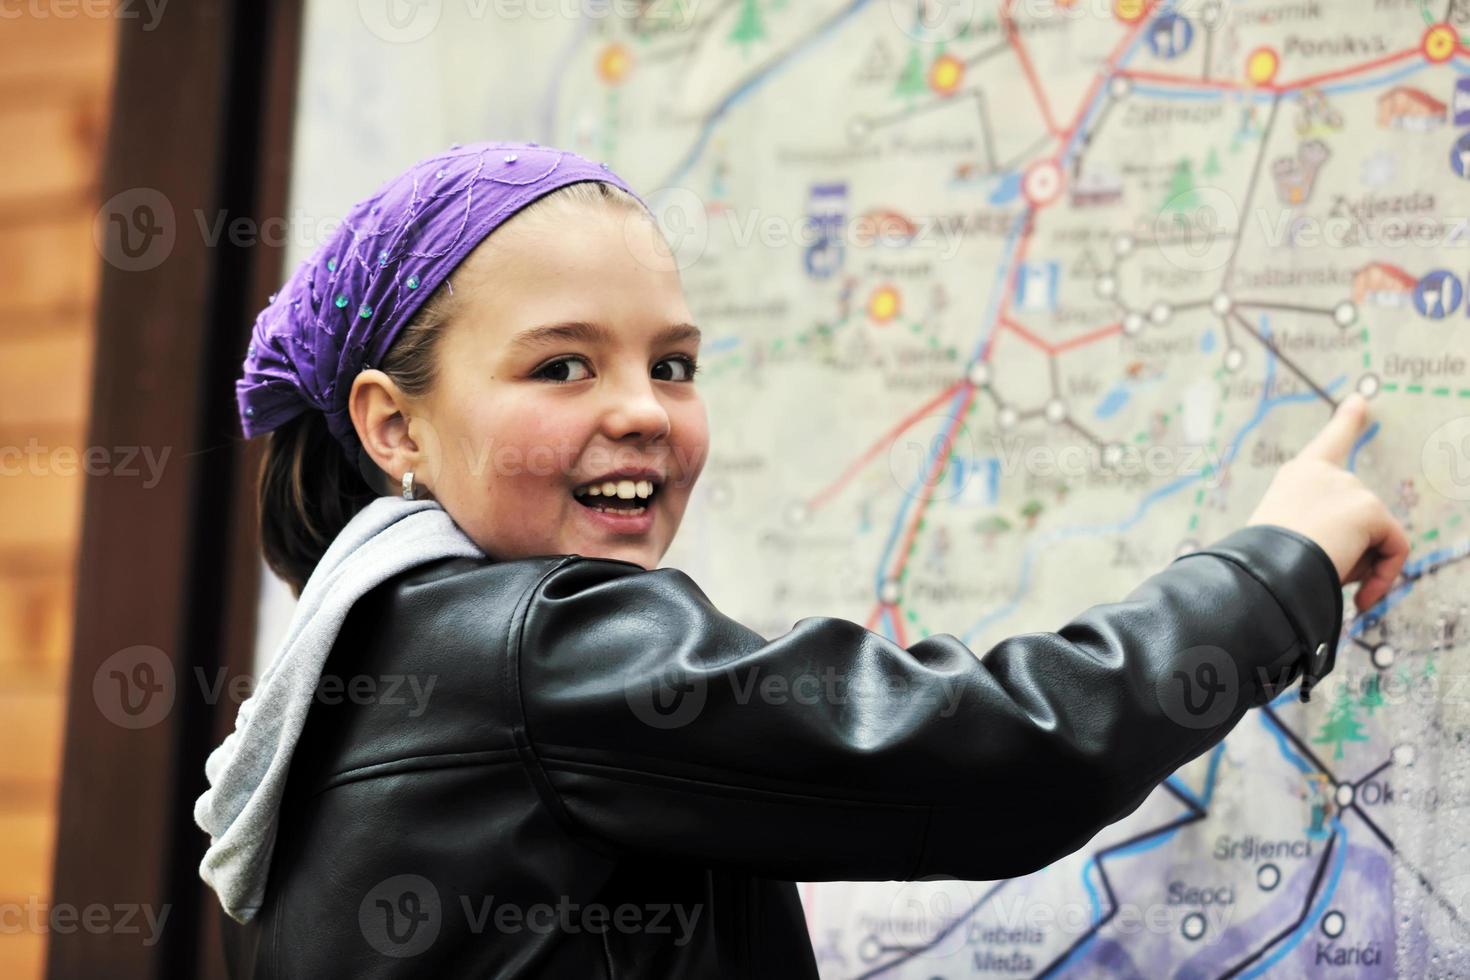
xmin=197 ymin=142 xmax=1408 ymax=978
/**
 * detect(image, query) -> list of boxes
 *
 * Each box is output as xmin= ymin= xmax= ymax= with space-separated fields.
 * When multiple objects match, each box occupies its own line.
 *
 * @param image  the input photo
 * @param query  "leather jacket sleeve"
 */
xmin=510 ymin=524 xmax=1342 ymax=884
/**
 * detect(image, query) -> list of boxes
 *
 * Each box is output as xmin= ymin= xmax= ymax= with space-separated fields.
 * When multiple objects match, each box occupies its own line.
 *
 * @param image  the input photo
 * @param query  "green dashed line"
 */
xmin=1375 ymin=381 xmax=1470 ymax=399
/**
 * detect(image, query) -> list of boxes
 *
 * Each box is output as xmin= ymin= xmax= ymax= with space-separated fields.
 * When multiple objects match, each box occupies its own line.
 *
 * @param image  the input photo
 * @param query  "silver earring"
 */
xmin=401 ymin=470 xmax=416 ymax=500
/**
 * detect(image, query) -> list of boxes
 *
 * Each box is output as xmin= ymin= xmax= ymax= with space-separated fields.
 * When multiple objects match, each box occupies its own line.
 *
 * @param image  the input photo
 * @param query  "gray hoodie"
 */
xmin=193 ymin=496 xmax=484 ymax=924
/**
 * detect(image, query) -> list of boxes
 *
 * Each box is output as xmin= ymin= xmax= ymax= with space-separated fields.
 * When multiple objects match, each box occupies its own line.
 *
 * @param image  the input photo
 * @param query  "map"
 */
xmin=293 ymin=0 xmax=1470 ymax=974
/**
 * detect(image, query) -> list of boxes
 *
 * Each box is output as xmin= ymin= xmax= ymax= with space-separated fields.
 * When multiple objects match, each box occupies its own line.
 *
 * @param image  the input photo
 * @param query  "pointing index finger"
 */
xmin=1299 ymin=393 xmax=1369 ymax=466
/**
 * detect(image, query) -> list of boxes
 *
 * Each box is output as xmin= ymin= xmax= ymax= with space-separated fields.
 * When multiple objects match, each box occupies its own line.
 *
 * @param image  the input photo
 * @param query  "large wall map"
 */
xmin=294 ymin=0 xmax=1470 ymax=974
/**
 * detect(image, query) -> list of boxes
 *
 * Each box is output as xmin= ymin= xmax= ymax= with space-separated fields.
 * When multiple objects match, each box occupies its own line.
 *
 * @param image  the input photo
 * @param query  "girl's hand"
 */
xmin=1245 ymin=392 xmax=1410 ymax=613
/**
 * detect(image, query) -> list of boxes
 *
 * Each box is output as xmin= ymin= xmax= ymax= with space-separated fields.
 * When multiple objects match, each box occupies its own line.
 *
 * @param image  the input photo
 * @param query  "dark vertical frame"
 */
xmin=47 ymin=2 xmax=302 ymax=978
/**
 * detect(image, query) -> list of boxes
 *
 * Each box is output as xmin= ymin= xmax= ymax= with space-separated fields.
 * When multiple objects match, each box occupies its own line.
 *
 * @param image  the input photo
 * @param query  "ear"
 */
xmin=348 ymin=369 xmax=421 ymax=481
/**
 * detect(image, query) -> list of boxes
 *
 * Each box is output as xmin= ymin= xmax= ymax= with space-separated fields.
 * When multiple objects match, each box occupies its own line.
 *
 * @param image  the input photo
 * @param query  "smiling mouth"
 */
xmin=572 ymin=478 xmax=660 ymax=515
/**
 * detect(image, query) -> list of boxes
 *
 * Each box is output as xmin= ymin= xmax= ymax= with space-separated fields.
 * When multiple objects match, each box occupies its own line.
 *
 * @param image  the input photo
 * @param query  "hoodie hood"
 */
xmin=193 ymin=496 xmax=485 ymax=923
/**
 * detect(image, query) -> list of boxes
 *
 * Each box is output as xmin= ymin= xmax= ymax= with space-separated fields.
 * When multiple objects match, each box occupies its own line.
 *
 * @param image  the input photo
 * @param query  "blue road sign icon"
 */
xmin=1454 ymin=131 xmax=1470 ymax=180
xmin=1414 ymin=270 xmax=1464 ymax=319
xmin=1148 ymin=14 xmax=1194 ymax=60
xmin=1455 ymin=78 xmax=1470 ymax=127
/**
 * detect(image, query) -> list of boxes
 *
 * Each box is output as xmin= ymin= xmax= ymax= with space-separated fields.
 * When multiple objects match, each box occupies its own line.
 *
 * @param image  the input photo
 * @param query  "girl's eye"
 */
xmin=534 ymin=356 xmax=593 ymax=383
xmin=653 ymin=355 xmax=700 ymax=383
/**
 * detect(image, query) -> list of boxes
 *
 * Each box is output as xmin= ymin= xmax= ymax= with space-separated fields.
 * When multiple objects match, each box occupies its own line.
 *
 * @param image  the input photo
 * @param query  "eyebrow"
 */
xmin=508 ymin=320 xmax=702 ymax=352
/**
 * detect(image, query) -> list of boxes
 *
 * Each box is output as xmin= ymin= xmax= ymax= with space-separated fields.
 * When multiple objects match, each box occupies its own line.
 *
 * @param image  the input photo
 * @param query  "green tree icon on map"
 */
xmin=1359 ymin=674 xmax=1385 ymax=715
xmin=1314 ymin=683 xmax=1369 ymax=760
xmin=1161 ymin=158 xmax=1199 ymax=211
xmin=895 ymin=44 xmax=926 ymax=99
xmin=730 ymin=0 xmax=765 ymax=48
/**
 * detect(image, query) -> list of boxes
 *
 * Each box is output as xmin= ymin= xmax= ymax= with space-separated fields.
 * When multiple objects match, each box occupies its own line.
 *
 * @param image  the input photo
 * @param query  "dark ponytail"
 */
xmin=257 ymin=411 xmax=379 ymax=596
xmin=253 ymin=178 xmax=648 ymax=595
xmin=256 ymin=274 xmax=455 ymax=596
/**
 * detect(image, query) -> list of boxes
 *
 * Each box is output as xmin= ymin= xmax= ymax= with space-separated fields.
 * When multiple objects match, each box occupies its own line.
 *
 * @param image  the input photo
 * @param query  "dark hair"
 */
xmin=255 ymin=180 xmax=648 ymax=595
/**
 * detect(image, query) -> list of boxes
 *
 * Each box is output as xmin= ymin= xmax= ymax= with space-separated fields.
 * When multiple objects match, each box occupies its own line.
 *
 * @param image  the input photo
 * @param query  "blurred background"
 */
xmin=0 ymin=10 xmax=117 ymax=978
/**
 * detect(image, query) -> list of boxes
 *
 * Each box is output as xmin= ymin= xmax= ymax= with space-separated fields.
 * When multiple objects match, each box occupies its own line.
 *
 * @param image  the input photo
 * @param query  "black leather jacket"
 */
xmin=218 ymin=524 xmax=1342 ymax=978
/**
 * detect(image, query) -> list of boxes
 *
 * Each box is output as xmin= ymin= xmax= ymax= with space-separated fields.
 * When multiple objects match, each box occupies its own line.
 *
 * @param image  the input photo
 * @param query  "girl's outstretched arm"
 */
xmin=510 ymin=522 xmax=1340 ymax=883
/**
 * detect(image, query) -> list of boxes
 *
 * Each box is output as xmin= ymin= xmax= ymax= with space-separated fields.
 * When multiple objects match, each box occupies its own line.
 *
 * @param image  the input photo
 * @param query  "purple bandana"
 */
xmin=235 ymin=141 xmax=645 ymax=460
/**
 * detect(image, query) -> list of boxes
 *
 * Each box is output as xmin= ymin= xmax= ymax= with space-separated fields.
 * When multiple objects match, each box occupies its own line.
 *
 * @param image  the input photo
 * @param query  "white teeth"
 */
xmin=574 ymin=478 xmax=661 ymax=500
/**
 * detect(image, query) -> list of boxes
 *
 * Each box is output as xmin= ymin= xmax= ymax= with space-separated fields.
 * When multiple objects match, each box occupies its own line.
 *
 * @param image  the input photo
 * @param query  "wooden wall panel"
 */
xmin=0 ymin=7 xmax=116 ymax=979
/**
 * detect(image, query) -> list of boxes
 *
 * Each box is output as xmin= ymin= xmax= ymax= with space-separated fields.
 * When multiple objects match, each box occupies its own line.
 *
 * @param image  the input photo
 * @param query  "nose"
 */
xmin=600 ymin=370 xmax=671 ymax=443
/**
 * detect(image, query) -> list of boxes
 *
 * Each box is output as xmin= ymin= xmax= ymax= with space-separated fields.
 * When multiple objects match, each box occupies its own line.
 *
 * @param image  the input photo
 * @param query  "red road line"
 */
xmin=1279 ymin=45 xmax=1422 ymax=91
xmin=806 ymin=379 xmax=969 ymax=512
xmin=999 ymin=315 xmax=1054 ymax=354
xmin=996 ymin=213 xmax=1036 ymax=321
xmin=1054 ymin=321 xmax=1124 ymax=353
xmin=1057 ymin=0 xmax=1161 ymax=144
xmin=1119 ymin=46 xmax=1425 ymax=95
xmin=1116 ymin=68 xmax=1246 ymax=91
xmin=1001 ymin=0 xmax=1062 ymax=136
xmin=886 ymin=385 xmax=979 ymax=587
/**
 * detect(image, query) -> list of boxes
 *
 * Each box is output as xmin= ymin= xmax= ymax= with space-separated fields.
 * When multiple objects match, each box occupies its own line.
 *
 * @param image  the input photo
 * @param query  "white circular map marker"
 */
xmin=967 ymin=361 xmax=991 ymax=387
xmin=1392 ymin=743 xmax=1416 ymax=767
xmin=1371 ymin=643 xmax=1396 ymax=670
xmin=1096 ymin=274 xmax=1118 ymax=299
xmin=879 ymin=578 xmax=902 ymax=605
xmin=1181 ymin=912 xmax=1207 ymax=941
xmin=1211 ymin=292 xmax=1233 ymax=316
xmin=1257 ymin=863 xmax=1281 ymax=891
xmin=1333 ymin=301 xmax=1357 ymax=327
xmin=1357 ymin=373 xmax=1380 ymax=399
xmin=998 ymin=405 xmax=1019 ymax=430
xmin=1123 ymin=311 xmax=1145 ymax=334
xmin=1224 ymin=347 xmax=1245 ymax=372
xmin=1022 ymin=159 xmax=1064 ymax=208
xmin=1045 ymin=398 xmax=1068 ymax=423
xmin=1321 ymin=910 xmax=1346 ymax=939
xmin=1334 ymin=783 xmax=1355 ymax=808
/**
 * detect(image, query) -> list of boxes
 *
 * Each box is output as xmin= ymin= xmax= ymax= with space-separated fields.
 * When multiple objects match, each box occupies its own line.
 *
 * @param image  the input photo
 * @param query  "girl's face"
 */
xmin=358 ymin=200 xmax=708 ymax=569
